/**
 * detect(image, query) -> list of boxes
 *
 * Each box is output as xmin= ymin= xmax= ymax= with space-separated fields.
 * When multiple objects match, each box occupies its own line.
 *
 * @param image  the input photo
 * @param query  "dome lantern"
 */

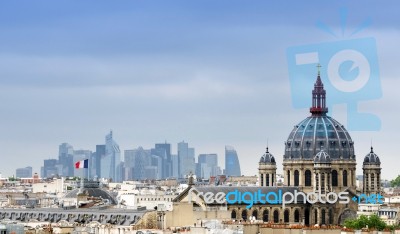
xmin=310 ymin=64 xmax=328 ymax=116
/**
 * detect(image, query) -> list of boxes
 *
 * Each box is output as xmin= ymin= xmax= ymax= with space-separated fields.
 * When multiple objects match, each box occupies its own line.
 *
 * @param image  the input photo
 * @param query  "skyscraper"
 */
xmin=124 ymin=147 xmax=150 ymax=180
xmin=101 ymin=131 xmax=122 ymax=182
xmin=16 ymin=166 xmax=32 ymax=178
xmin=58 ymin=143 xmax=74 ymax=177
xmin=196 ymin=154 xmax=221 ymax=179
xmin=178 ymin=141 xmax=195 ymax=178
xmin=171 ymin=154 xmax=179 ymax=178
xmin=224 ymin=146 xmax=241 ymax=177
xmin=153 ymin=142 xmax=172 ymax=178
xmin=42 ymin=159 xmax=58 ymax=178
xmin=94 ymin=144 xmax=106 ymax=179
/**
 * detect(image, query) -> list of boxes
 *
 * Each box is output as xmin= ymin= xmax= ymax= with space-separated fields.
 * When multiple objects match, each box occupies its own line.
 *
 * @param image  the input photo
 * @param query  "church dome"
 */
xmin=260 ymin=147 xmax=276 ymax=164
xmin=64 ymin=188 xmax=117 ymax=205
xmin=284 ymin=72 xmax=355 ymax=161
xmin=363 ymin=147 xmax=380 ymax=164
xmin=63 ymin=180 xmax=117 ymax=205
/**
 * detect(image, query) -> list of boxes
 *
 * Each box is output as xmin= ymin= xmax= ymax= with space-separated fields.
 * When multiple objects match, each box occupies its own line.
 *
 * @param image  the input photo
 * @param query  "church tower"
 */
xmin=258 ymin=147 xmax=277 ymax=186
xmin=362 ymin=147 xmax=381 ymax=196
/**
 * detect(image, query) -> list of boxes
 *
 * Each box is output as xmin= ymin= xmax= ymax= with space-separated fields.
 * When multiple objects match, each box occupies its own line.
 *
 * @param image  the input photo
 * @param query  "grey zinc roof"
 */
xmin=259 ymin=148 xmax=276 ymax=164
xmin=363 ymin=147 xmax=381 ymax=164
xmin=284 ymin=116 xmax=355 ymax=160
xmin=64 ymin=188 xmax=117 ymax=205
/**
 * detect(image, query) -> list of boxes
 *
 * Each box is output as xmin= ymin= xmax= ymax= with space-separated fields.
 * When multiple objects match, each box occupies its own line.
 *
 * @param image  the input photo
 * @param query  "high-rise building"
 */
xmin=149 ymin=154 xmax=162 ymax=180
xmin=16 ymin=166 xmax=32 ymax=178
xmin=100 ymin=131 xmax=122 ymax=182
xmin=178 ymin=141 xmax=195 ymax=178
xmin=58 ymin=143 xmax=74 ymax=177
xmin=124 ymin=149 xmax=135 ymax=180
xmin=224 ymin=146 xmax=241 ymax=176
xmin=42 ymin=159 xmax=58 ymax=178
xmin=94 ymin=144 xmax=106 ymax=178
xmin=196 ymin=154 xmax=221 ymax=179
xmin=152 ymin=142 xmax=172 ymax=178
xmin=171 ymin=154 xmax=179 ymax=178
xmin=124 ymin=147 xmax=150 ymax=180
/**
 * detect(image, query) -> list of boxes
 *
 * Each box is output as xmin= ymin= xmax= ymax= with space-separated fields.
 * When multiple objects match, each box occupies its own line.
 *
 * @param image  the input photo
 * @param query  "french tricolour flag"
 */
xmin=75 ymin=159 xmax=89 ymax=169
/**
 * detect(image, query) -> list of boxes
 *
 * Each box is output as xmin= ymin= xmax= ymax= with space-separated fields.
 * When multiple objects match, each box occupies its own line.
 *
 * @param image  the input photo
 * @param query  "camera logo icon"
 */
xmin=287 ymin=37 xmax=382 ymax=131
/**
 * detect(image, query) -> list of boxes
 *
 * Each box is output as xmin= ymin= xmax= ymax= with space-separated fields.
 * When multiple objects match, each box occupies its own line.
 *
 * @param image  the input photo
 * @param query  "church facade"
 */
xmin=258 ymin=69 xmax=382 ymax=225
xmin=173 ymin=69 xmax=382 ymax=226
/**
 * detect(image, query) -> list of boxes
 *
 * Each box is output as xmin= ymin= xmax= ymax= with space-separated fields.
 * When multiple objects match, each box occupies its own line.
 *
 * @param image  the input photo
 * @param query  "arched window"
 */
xmin=321 ymin=209 xmax=326 ymax=225
xmin=272 ymin=173 xmax=275 ymax=186
xmin=273 ymin=210 xmax=279 ymax=223
xmin=287 ymin=170 xmax=291 ymax=186
xmin=332 ymin=170 xmax=338 ymax=187
xmin=314 ymin=209 xmax=318 ymax=225
xmin=261 ymin=174 xmax=264 ymax=186
xmin=304 ymin=208 xmax=310 ymax=226
xmin=343 ymin=170 xmax=348 ymax=187
xmin=305 ymin=170 xmax=312 ymax=186
xmin=284 ymin=209 xmax=290 ymax=223
xmin=252 ymin=210 xmax=258 ymax=220
xmin=266 ymin=174 xmax=270 ymax=186
xmin=294 ymin=170 xmax=299 ymax=186
xmin=371 ymin=174 xmax=375 ymax=190
xmin=294 ymin=209 xmax=300 ymax=223
xmin=231 ymin=210 xmax=237 ymax=219
xmin=242 ymin=210 xmax=248 ymax=221
xmin=263 ymin=210 xmax=269 ymax=222
xmin=329 ymin=209 xmax=333 ymax=224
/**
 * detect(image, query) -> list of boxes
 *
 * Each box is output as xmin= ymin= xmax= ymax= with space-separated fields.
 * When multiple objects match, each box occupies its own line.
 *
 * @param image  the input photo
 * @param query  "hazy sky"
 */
xmin=0 ymin=1 xmax=399 ymax=180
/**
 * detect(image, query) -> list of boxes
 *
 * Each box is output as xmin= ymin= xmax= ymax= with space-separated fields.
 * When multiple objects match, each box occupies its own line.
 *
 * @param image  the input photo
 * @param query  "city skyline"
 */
xmin=19 ymin=133 xmax=234 ymax=181
xmin=0 ymin=1 xmax=399 ymax=180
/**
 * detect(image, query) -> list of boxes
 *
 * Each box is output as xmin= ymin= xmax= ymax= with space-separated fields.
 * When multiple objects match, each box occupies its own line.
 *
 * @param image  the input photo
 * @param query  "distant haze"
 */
xmin=0 ymin=1 xmax=399 ymax=180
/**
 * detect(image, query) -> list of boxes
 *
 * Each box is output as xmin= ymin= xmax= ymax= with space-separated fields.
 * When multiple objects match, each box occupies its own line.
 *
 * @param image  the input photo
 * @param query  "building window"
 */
xmin=231 ymin=210 xmax=237 ymax=219
xmin=272 ymin=174 xmax=275 ymax=186
xmin=252 ymin=210 xmax=258 ymax=220
xmin=294 ymin=170 xmax=299 ymax=186
xmin=263 ymin=210 xmax=269 ymax=222
xmin=321 ymin=173 xmax=325 ymax=193
xmin=294 ymin=209 xmax=300 ymax=223
xmin=371 ymin=174 xmax=375 ymax=190
xmin=261 ymin=174 xmax=264 ymax=186
xmin=284 ymin=209 xmax=290 ymax=223
xmin=332 ymin=170 xmax=338 ymax=187
xmin=315 ymin=173 xmax=319 ymax=191
xmin=273 ymin=210 xmax=279 ymax=223
xmin=287 ymin=170 xmax=291 ymax=186
xmin=329 ymin=209 xmax=333 ymax=224
xmin=304 ymin=208 xmax=310 ymax=226
xmin=242 ymin=210 xmax=248 ymax=221
xmin=377 ymin=173 xmax=380 ymax=190
xmin=343 ymin=170 xmax=348 ymax=187
xmin=314 ymin=209 xmax=318 ymax=225
xmin=321 ymin=209 xmax=326 ymax=225
xmin=266 ymin=174 xmax=270 ymax=186
xmin=305 ymin=170 xmax=312 ymax=186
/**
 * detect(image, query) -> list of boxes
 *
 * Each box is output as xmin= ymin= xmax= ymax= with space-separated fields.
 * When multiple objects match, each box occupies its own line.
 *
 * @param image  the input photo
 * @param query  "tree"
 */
xmin=344 ymin=214 xmax=387 ymax=231
xmin=390 ymin=175 xmax=400 ymax=187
